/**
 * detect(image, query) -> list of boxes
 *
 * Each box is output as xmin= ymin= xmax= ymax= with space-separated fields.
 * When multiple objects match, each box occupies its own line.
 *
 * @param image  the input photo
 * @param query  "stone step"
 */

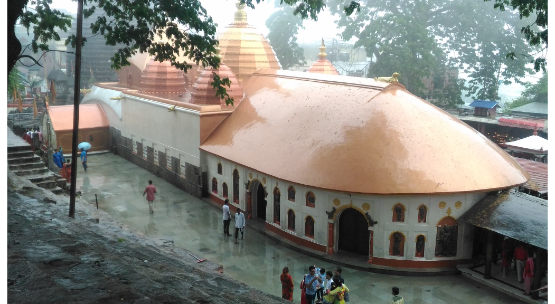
xmin=13 ymin=167 xmax=50 ymax=177
xmin=35 ymin=179 xmax=58 ymax=190
xmin=55 ymin=177 xmax=68 ymax=189
xmin=27 ymin=173 xmax=56 ymax=184
xmin=8 ymin=161 xmax=46 ymax=171
xmin=8 ymin=155 xmax=42 ymax=165
xmin=7 ymin=145 xmax=32 ymax=153
xmin=7 ymin=150 xmax=35 ymax=159
xmin=44 ymin=186 xmax=64 ymax=195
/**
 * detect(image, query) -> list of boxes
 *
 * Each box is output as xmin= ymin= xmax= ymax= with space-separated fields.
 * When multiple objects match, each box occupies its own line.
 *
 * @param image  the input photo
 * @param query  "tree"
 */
xmin=327 ymin=0 xmax=535 ymax=102
xmin=265 ymin=4 xmax=306 ymax=70
xmin=8 ymin=67 xmax=25 ymax=100
xmin=486 ymin=0 xmax=547 ymax=72
xmin=506 ymin=72 xmax=548 ymax=109
xmin=9 ymin=0 xmax=234 ymax=104
xmin=24 ymin=77 xmax=44 ymax=99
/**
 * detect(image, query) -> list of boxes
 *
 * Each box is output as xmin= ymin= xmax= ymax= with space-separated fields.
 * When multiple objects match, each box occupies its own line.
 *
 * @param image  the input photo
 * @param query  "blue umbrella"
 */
xmin=78 ymin=142 xmax=92 ymax=151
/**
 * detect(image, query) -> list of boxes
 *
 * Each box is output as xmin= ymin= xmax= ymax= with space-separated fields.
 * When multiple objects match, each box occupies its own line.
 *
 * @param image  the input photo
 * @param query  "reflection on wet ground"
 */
xmin=76 ymin=154 xmax=526 ymax=304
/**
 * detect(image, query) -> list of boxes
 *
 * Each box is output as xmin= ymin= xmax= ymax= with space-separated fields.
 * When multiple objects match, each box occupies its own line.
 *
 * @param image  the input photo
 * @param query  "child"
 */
xmin=315 ymin=267 xmax=326 ymax=303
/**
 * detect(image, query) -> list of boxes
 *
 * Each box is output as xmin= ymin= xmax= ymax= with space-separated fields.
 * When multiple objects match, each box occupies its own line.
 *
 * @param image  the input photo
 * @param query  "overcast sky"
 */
xmin=47 ymin=0 xmax=343 ymax=44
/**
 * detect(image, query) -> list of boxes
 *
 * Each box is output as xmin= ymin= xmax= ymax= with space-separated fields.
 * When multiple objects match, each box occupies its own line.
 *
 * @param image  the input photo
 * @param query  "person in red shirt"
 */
xmin=143 ymin=180 xmax=157 ymax=214
xmin=514 ymin=243 xmax=528 ymax=283
xmin=523 ymin=250 xmax=535 ymax=295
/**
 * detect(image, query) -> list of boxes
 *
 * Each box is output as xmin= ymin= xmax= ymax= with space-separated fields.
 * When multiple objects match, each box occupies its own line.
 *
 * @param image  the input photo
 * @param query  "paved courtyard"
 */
xmin=76 ymin=154 xmax=526 ymax=304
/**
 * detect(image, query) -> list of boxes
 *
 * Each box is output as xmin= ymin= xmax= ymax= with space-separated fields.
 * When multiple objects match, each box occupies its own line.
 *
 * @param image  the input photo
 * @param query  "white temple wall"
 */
xmin=204 ymin=153 xmax=490 ymax=265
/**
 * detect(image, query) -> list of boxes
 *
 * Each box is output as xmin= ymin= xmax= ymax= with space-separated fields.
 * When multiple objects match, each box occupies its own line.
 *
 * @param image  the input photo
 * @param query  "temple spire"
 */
xmin=234 ymin=1 xmax=247 ymax=23
xmin=318 ymin=38 xmax=327 ymax=60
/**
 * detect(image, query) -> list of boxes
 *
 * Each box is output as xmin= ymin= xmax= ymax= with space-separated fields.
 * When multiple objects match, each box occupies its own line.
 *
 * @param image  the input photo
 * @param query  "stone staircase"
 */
xmin=8 ymin=145 xmax=67 ymax=194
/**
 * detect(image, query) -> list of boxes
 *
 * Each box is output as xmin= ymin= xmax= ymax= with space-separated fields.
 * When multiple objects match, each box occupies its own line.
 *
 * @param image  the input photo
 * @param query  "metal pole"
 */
xmin=69 ymin=0 xmax=83 ymax=218
xmin=95 ymin=194 xmax=98 ymax=209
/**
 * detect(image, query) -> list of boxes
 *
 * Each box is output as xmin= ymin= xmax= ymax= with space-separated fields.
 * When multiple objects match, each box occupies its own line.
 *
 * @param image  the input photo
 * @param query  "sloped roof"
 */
xmin=469 ymin=100 xmax=499 ymax=109
xmin=514 ymin=157 xmax=548 ymax=194
xmin=200 ymin=70 xmax=529 ymax=195
xmin=511 ymin=102 xmax=548 ymax=115
xmin=505 ymin=135 xmax=548 ymax=153
xmin=498 ymin=118 xmax=545 ymax=131
xmin=47 ymin=104 xmax=109 ymax=132
xmin=460 ymin=191 xmax=547 ymax=249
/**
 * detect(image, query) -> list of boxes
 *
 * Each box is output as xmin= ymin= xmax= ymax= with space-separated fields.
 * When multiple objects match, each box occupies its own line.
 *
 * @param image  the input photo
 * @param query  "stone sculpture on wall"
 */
xmin=326 ymin=207 xmax=336 ymax=219
xmin=365 ymin=212 xmax=378 ymax=227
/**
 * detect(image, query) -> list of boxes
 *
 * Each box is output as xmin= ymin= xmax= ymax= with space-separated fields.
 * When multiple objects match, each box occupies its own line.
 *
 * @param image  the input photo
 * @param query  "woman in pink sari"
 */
xmin=523 ymin=250 xmax=534 ymax=295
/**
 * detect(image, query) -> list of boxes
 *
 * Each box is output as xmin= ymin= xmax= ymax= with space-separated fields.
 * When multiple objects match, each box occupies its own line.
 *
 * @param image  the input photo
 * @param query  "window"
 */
xmin=233 ymin=169 xmax=240 ymax=203
xmin=211 ymin=178 xmax=218 ymax=194
xmin=391 ymin=203 xmax=406 ymax=222
xmin=217 ymin=162 xmax=222 ymax=175
xmin=222 ymin=183 xmax=228 ymax=198
xmin=287 ymin=186 xmax=295 ymax=202
xmin=89 ymin=134 xmax=94 ymax=142
xmin=415 ymin=235 xmax=426 ymax=257
xmin=306 ymin=191 xmax=316 ymax=207
xmin=418 ymin=205 xmax=428 ymax=223
xmin=435 ymin=217 xmax=458 ymax=257
xmin=389 ymin=232 xmax=405 ymax=256
xmin=273 ymin=188 xmax=280 ymax=224
xmin=305 ymin=216 xmax=314 ymax=238
xmin=287 ymin=209 xmax=295 ymax=231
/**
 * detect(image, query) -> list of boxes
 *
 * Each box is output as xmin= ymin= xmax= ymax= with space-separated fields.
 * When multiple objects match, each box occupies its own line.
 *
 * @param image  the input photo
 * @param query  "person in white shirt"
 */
xmin=234 ymin=207 xmax=245 ymax=244
xmin=222 ymin=199 xmax=231 ymax=236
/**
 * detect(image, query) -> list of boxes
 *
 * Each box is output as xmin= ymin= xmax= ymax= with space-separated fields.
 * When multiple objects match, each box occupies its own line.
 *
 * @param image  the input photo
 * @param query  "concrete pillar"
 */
xmin=531 ymin=248 xmax=546 ymax=300
xmin=484 ymin=230 xmax=493 ymax=279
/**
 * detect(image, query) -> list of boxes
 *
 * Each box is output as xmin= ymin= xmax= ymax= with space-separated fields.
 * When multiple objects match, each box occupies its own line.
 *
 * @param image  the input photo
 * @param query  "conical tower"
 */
xmin=218 ymin=1 xmax=281 ymax=82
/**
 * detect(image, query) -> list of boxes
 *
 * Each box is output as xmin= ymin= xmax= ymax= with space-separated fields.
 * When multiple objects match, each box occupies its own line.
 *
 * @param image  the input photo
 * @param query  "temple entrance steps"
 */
xmin=7 ymin=130 xmax=66 ymax=195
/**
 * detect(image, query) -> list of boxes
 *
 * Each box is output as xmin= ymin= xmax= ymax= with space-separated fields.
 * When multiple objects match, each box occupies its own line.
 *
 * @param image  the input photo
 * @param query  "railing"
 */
xmin=8 ymin=113 xmax=36 ymax=120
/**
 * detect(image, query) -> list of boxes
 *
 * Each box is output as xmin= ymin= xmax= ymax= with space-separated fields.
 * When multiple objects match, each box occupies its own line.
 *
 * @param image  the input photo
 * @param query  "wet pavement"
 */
xmin=76 ymin=154 xmax=526 ymax=304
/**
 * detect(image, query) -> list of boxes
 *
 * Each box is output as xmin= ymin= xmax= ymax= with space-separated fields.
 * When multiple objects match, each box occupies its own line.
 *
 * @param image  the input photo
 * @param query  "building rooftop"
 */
xmin=201 ymin=69 xmax=529 ymax=195
xmin=511 ymin=102 xmax=548 ymax=116
xmin=469 ymin=100 xmax=499 ymax=109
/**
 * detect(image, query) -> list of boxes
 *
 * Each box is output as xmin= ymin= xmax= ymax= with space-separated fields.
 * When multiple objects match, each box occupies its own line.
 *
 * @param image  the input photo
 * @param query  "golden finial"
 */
xmin=168 ymin=104 xmax=176 ymax=112
xmin=446 ymin=207 xmax=452 ymax=216
xmin=234 ymin=1 xmax=247 ymax=22
xmin=318 ymin=38 xmax=327 ymax=60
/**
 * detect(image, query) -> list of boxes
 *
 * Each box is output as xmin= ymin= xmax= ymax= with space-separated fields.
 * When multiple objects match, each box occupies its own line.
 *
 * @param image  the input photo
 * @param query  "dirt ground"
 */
xmin=7 ymin=171 xmax=287 ymax=304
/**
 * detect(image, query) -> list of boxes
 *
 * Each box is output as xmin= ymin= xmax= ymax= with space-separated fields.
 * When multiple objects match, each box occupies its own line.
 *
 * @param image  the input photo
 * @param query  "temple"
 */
xmin=41 ymin=3 xmax=530 ymax=271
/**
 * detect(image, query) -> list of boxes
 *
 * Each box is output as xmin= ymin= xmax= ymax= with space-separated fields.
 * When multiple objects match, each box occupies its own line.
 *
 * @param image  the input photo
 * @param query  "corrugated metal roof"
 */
xmin=514 ymin=157 xmax=548 ymax=194
xmin=499 ymin=118 xmax=545 ymax=131
xmin=469 ymin=100 xmax=499 ymax=109
xmin=459 ymin=191 xmax=547 ymax=249
xmin=511 ymin=102 xmax=548 ymax=115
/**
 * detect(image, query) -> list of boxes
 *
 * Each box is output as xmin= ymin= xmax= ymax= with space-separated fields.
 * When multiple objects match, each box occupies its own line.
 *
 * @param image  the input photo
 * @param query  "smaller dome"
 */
xmin=190 ymin=63 xmax=244 ymax=108
xmin=138 ymin=58 xmax=186 ymax=96
xmin=307 ymin=39 xmax=339 ymax=75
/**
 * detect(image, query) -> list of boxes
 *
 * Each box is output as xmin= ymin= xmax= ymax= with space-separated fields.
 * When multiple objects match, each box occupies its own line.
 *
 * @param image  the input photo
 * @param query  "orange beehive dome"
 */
xmin=307 ymin=39 xmax=339 ymax=75
xmin=138 ymin=58 xmax=186 ymax=96
xmin=218 ymin=1 xmax=281 ymax=83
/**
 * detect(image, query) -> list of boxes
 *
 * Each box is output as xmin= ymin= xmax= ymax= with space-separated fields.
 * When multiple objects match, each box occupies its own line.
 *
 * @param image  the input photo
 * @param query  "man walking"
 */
xmin=143 ymin=180 xmax=157 ymax=214
xmin=223 ymin=199 xmax=231 ymax=236
xmin=80 ymin=148 xmax=87 ymax=172
xmin=234 ymin=207 xmax=245 ymax=244
xmin=304 ymin=265 xmax=323 ymax=304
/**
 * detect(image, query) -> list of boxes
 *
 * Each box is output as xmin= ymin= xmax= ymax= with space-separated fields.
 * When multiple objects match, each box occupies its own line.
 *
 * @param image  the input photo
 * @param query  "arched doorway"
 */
xmin=256 ymin=183 xmax=266 ymax=220
xmin=338 ymin=208 xmax=369 ymax=255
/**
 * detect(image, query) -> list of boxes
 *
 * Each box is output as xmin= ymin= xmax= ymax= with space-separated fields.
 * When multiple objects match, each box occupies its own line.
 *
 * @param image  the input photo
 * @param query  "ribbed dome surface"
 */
xmin=138 ymin=58 xmax=186 ymax=96
xmin=190 ymin=64 xmax=244 ymax=108
xmin=218 ymin=2 xmax=281 ymax=82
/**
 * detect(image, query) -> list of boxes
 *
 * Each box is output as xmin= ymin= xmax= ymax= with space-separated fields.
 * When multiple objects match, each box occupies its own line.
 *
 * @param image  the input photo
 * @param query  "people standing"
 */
xmin=143 ymin=180 xmax=157 ymax=214
xmin=234 ymin=207 xmax=245 ymax=244
xmin=280 ymin=266 xmax=294 ymax=302
xmin=315 ymin=267 xmax=326 ymax=304
xmin=304 ymin=265 xmax=323 ymax=304
xmin=222 ymin=199 xmax=231 ymax=236
xmin=334 ymin=267 xmax=344 ymax=285
xmin=514 ymin=242 xmax=527 ymax=283
xmin=523 ymin=250 xmax=535 ymax=295
xmin=328 ymin=278 xmax=349 ymax=304
xmin=80 ymin=148 xmax=87 ymax=172
xmin=390 ymin=287 xmax=404 ymax=304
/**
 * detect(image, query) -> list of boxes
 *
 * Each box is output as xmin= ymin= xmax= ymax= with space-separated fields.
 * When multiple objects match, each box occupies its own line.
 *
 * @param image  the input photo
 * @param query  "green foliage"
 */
xmin=8 ymin=68 xmax=25 ymax=100
xmin=506 ymin=73 xmax=548 ymax=109
xmin=210 ymin=72 xmax=234 ymax=106
xmin=327 ymin=0 xmax=535 ymax=102
xmin=485 ymin=0 xmax=547 ymax=72
xmin=265 ymin=4 xmax=306 ymax=70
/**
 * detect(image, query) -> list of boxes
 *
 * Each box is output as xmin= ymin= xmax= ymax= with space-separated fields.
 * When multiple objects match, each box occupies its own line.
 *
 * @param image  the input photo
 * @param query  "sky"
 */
xmin=24 ymin=0 xmax=546 ymax=104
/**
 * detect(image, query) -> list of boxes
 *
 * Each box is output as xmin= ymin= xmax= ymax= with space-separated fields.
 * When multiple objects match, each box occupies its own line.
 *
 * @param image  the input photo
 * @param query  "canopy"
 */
xmin=459 ymin=191 xmax=547 ymax=249
xmin=505 ymin=135 xmax=548 ymax=154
